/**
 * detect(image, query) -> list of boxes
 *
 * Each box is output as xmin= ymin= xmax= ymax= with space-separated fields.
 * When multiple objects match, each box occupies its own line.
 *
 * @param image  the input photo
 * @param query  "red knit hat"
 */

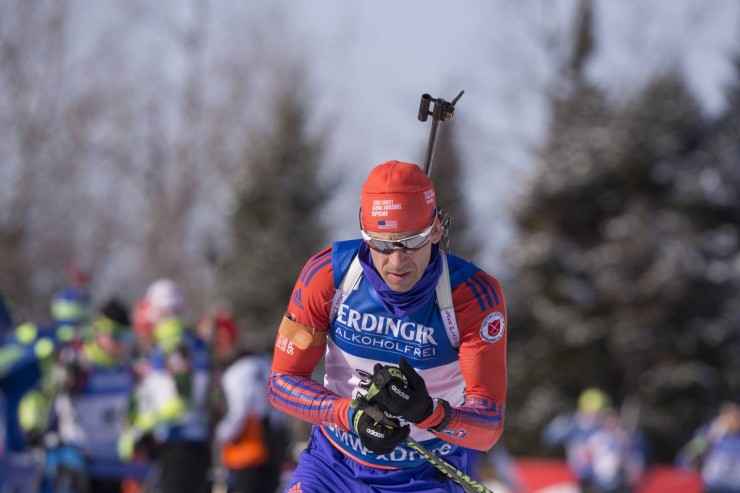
xmin=214 ymin=312 xmax=239 ymax=352
xmin=360 ymin=160 xmax=436 ymax=233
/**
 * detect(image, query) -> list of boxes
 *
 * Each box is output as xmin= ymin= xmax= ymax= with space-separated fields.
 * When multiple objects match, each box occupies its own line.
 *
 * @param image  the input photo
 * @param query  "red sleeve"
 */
xmin=268 ymin=247 xmax=353 ymax=430
xmin=429 ymin=269 xmax=507 ymax=451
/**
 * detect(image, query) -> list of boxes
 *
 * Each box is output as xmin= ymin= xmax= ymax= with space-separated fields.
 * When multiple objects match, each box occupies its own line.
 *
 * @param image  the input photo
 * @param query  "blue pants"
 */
xmin=284 ymin=426 xmax=472 ymax=492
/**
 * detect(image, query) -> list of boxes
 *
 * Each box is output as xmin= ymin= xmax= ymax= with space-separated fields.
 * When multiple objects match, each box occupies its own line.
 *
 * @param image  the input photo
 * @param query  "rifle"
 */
xmin=415 ymin=92 xmax=496 ymax=492
xmin=418 ymin=90 xmax=464 ymax=176
xmin=417 ymin=90 xmax=464 ymax=253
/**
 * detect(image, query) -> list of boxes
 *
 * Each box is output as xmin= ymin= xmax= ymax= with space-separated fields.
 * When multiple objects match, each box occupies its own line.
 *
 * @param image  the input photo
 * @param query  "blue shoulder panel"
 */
xmin=331 ymin=239 xmax=362 ymax=289
xmin=446 ymin=253 xmax=478 ymax=289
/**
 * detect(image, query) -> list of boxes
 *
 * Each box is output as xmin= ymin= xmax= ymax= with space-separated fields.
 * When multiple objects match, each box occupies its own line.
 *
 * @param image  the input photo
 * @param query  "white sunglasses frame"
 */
xmin=360 ymin=224 xmax=435 ymax=254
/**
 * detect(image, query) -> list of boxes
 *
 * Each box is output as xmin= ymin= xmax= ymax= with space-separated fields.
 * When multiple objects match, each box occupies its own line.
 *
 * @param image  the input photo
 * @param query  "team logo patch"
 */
xmin=443 ymin=428 xmax=467 ymax=439
xmin=480 ymin=312 xmax=505 ymax=343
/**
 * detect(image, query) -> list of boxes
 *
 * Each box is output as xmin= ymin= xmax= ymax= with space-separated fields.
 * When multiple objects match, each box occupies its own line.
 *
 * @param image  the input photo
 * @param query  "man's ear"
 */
xmin=431 ymin=217 xmax=443 ymax=243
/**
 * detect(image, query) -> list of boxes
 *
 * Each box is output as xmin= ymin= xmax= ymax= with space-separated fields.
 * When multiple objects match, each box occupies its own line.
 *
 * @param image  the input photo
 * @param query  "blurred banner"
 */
xmin=491 ymin=459 xmax=703 ymax=493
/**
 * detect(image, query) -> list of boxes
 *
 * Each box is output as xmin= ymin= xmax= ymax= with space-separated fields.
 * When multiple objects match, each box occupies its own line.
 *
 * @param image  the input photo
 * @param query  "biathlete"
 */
xmin=269 ymin=160 xmax=507 ymax=492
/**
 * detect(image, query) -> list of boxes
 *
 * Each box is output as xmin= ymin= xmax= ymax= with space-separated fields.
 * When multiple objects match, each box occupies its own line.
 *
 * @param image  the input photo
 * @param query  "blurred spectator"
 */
xmin=0 ymin=285 xmax=90 ymax=456
xmin=586 ymin=408 xmax=646 ymax=493
xmin=142 ymin=278 xmax=184 ymax=323
xmin=676 ymin=397 xmax=740 ymax=493
xmin=128 ymin=279 xmax=185 ymax=382
xmin=5 ymin=285 xmax=91 ymax=348
xmin=543 ymin=388 xmax=612 ymax=490
xmin=208 ymin=312 xmax=285 ymax=493
xmin=119 ymin=279 xmax=211 ymax=493
xmin=19 ymin=298 xmax=135 ymax=493
xmin=0 ymin=297 xmax=55 ymax=492
xmin=48 ymin=286 xmax=92 ymax=339
xmin=542 ymin=388 xmax=645 ymax=493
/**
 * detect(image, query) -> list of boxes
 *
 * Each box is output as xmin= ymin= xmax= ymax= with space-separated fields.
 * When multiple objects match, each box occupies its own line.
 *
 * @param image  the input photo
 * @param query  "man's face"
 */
xmin=95 ymin=331 xmax=130 ymax=360
xmin=721 ymin=404 xmax=740 ymax=431
xmin=367 ymin=222 xmax=442 ymax=292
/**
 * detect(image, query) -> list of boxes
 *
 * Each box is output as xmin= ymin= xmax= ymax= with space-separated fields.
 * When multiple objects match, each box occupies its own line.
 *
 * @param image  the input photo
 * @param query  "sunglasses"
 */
xmin=361 ymin=225 xmax=434 ymax=254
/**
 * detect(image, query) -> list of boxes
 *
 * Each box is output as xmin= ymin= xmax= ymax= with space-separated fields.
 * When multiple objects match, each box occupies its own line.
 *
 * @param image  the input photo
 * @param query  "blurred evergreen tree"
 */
xmin=220 ymin=81 xmax=330 ymax=351
xmin=503 ymin=0 xmax=740 ymax=463
xmin=505 ymin=68 xmax=740 ymax=462
xmin=426 ymin=121 xmax=479 ymax=260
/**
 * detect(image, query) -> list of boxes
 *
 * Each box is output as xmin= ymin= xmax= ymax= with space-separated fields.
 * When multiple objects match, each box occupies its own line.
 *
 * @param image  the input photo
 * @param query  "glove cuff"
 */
xmin=410 ymin=396 xmax=435 ymax=424
xmin=417 ymin=398 xmax=451 ymax=432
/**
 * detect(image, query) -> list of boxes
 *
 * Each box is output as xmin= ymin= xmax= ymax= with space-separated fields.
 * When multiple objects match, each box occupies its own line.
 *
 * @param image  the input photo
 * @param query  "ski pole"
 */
xmin=363 ymin=363 xmax=493 ymax=493
xmin=360 ymin=402 xmax=492 ymax=493
xmin=405 ymin=437 xmax=493 ymax=493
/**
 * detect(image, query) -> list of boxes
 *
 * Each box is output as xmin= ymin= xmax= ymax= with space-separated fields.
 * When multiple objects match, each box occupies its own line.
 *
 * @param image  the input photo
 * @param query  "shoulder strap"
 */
xmin=436 ymin=254 xmax=460 ymax=348
xmin=330 ymin=253 xmax=461 ymax=348
xmin=329 ymin=255 xmax=363 ymax=321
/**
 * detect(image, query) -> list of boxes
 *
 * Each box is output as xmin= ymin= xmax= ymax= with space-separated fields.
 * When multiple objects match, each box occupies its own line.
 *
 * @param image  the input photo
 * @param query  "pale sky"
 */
xmin=11 ymin=0 xmax=735 ymax=300
xmin=275 ymin=0 xmax=739 ymax=273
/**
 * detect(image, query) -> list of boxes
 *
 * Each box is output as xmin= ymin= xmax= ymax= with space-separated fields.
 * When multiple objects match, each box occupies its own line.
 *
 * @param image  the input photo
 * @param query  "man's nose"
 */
xmin=387 ymin=249 xmax=410 ymax=265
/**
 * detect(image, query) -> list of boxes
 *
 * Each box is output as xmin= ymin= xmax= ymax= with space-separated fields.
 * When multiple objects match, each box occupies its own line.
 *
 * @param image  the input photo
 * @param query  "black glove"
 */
xmin=351 ymin=397 xmax=410 ymax=455
xmin=369 ymin=357 xmax=433 ymax=424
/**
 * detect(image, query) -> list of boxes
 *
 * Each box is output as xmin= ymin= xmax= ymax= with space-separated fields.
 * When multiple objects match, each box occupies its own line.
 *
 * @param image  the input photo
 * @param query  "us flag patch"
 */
xmin=480 ymin=311 xmax=505 ymax=343
xmin=378 ymin=220 xmax=398 ymax=230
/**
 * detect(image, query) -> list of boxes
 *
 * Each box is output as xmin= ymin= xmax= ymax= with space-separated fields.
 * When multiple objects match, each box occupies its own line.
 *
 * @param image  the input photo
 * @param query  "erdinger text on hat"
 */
xmin=360 ymin=160 xmax=436 ymax=233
